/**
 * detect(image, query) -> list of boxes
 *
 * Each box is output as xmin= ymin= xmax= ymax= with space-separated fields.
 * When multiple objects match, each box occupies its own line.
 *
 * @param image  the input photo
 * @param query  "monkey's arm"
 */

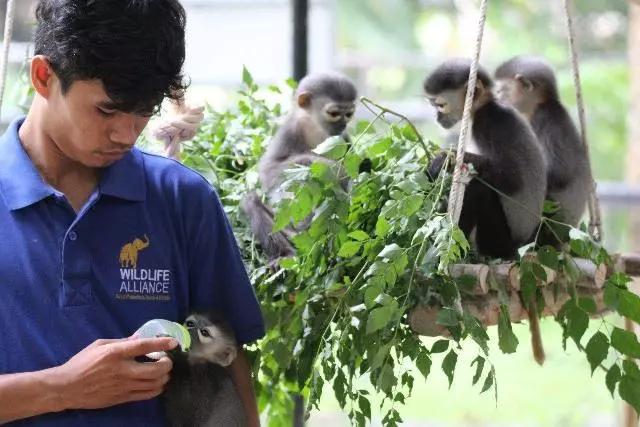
xmin=227 ymin=348 xmax=260 ymax=427
xmin=461 ymin=152 xmax=522 ymax=194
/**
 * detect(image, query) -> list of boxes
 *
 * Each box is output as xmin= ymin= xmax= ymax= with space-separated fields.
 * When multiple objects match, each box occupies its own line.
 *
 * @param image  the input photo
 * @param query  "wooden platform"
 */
xmin=408 ymin=252 xmax=640 ymax=336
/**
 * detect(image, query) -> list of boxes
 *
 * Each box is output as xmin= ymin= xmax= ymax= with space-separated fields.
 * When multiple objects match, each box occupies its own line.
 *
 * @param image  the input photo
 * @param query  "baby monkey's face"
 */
xmin=184 ymin=314 xmax=237 ymax=367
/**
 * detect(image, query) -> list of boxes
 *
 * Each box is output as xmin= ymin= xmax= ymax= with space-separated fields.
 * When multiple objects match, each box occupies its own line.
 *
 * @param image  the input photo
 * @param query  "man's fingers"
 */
xmin=127 ymin=356 xmax=173 ymax=380
xmin=90 ymin=338 xmax=129 ymax=348
xmin=110 ymin=337 xmax=178 ymax=358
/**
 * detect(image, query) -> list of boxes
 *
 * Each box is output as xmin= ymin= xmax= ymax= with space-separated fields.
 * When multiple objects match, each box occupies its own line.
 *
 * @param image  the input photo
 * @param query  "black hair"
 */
xmin=423 ymin=57 xmax=494 ymax=95
xmin=34 ymin=0 xmax=188 ymax=114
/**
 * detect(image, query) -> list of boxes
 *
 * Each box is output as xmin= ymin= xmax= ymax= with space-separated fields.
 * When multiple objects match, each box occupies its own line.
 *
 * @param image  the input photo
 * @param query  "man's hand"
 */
xmin=50 ymin=337 xmax=178 ymax=411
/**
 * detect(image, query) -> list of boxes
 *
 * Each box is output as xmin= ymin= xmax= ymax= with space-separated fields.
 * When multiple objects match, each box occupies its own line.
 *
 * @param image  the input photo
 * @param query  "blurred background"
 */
xmin=1 ymin=0 xmax=638 ymax=425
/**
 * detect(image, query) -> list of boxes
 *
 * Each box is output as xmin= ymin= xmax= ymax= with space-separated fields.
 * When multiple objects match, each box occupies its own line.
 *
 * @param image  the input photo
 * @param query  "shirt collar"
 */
xmin=98 ymin=147 xmax=147 ymax=202
xmin=0 ymin=116 xmax=146 ymax=211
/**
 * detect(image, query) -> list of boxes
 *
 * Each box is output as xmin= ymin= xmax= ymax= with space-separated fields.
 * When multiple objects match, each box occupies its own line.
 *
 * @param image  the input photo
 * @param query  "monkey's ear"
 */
xmin=297 ymin=92 xmax=312 ymax=108
xmin=471 ymin=79 xmax=486 ymax=99
xmin=515 ymin=74 xmax=534 ymax=91
xmin=217 ymin=346 xmax=237 ymax=367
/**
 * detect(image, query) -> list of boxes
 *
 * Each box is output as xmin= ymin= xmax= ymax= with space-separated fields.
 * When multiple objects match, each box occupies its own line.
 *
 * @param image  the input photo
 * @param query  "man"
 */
xmin=0 ymin=1 xmax=265 ymax=426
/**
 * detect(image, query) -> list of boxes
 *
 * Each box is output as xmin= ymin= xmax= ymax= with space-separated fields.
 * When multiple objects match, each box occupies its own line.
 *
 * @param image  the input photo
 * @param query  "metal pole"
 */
xmin=292 ymin=0 xmax=309 ymax=82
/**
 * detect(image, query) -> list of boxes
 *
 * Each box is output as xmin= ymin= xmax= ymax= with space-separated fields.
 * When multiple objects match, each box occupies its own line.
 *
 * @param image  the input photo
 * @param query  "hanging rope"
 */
xmin=562 ymin=0 xmax=603 ymax=242
xmin=0 ymin=0 xmax=16 ymax=124
xmin=150 ymin=100 xmax=205 ymax=161
xmin=447 ymin=0 xmax=490 ymax=223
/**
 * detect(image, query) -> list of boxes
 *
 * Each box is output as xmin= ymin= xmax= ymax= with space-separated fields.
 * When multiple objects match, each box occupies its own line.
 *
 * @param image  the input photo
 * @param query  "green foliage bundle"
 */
xmin=176 ymin=69 xmax=640 ymax=426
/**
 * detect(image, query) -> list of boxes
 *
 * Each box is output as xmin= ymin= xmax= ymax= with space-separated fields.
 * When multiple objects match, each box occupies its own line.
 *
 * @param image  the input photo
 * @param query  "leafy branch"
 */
xmin=169 ymin=68 xmax=640 ymax=424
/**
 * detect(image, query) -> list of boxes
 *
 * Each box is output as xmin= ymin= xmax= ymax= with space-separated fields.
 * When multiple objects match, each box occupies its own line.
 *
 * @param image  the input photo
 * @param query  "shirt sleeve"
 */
xmin=186 ymin=181 xmax=265 ymax=345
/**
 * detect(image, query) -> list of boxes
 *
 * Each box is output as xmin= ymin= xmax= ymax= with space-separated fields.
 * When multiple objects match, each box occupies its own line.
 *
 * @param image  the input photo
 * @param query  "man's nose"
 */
xmin=109 ymin=114 xmax=148 ymax=146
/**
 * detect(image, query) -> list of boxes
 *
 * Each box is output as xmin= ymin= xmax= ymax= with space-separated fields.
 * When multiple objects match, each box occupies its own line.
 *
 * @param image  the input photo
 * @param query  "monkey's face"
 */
xmin=426 ymin=90 xmax=463 ymax=129
xmin=313 ymin=98 xmax=355 ymax=136
xmin=494 ymin=77 xmax=537 ymax=117
xmin=184 ymin=314 xmax=238 ymax=367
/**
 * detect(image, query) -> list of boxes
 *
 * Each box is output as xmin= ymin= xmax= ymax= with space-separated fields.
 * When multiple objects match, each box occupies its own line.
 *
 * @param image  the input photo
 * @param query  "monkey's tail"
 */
xmin=239 ymin=191 xmax=296 ymax=261
xmin=527 ymin=300 xmax=546 ymax=366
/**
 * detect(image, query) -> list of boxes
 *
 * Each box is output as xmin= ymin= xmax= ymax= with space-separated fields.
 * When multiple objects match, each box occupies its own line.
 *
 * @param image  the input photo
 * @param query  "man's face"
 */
xmin=46 ymin=78 xmax=152 ymax=168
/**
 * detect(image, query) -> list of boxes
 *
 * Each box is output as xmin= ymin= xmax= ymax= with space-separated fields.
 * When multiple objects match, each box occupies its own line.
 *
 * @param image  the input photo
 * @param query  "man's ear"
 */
xmin=30 ymin=55 xmax=55 ymax=98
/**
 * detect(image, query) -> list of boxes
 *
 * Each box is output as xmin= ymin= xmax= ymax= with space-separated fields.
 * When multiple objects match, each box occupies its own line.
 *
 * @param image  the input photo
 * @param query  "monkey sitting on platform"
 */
xmin=240 ymin=71 xmax=370 ymax=266
xmin=424 ymin=58 xmax=547 ymax=261
xmin=494 ymin=55 xmax=590 ymax=247
xmin=424 ymin=58 xmax=549 ymax=366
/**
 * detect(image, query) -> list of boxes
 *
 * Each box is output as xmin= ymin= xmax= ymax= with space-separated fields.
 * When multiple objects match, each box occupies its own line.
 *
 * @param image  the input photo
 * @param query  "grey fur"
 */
xmin=239 ymin=71 xmax=358 ymax=263
xmin=425 ymin=58 xmax=547 ymax=259
xmin=163 ymin=312 xmax=245 ymax=427
xmin=494 ymin=55 xmax=589 ymax=236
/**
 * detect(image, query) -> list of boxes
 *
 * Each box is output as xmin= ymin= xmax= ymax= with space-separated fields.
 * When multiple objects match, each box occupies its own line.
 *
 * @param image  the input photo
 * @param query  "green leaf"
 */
xmin=314 ymin=135 xmax=348 ymax=159
xmin=566 ymin=304 xmax=589 ymax=346
xmin=497 ymin=305 xmax=519 ymax=354
xmin=333 ymin=370 xmax=347 ymax=407
xmin=481 ymin=368 xmax=495 ymax=394
xmin=537 ymin=246 xmax=559 ymax=270
xmin=358 ymin=395 xmax=372 ymax=421
xmin=611 ymin=327 xmax=640 ymax=358
xmin=366 ymin=306 xmax=394 ymax=334
xmin=578 ymin=297 xmax=598 ymax=314
xmin=375 ymin=216 xmax=391 ymax=238
xmin=401 ymin=124 xmax=418 ymax=141
xmin=585 ymin=331 xmax=609 ymax=375
xmin=343 ymin=152 xmax=362 ymax=179
xmin=369 ymin=136 xmax=393 ymax=156
xmin=400 ymin=195 xmax=424 ymax=216
xmin=242 ymin=65 xmax=254 ymax=88
xmin=620 ymin=374 xmax=640 ymax=416
xmin=338 ymin=241 xmax=362 ymax=257
xmin=416 ymin=350 xmax=432 ymax=379
xmin=471 ymin=355 xmax=486 ymax=386
xmin=436 ymin=307 xmax=460 ymax=327
xmin=378 ymin=243 xmax=403 ymax=259
xmin=431 ymin=339 xmax=450 ymax=354
xmin=442 ymin=349 xmax=458 ymax=388
xmin=378 ymin=364 xmax=397 ymax=393
xmin=371 ymin=343 xmax=392 ymax=370
xmin=623 ymin=359 xmax=640 ymax=380
xmin=606 ymin=286 xmax=640 ymax=324
xmin=606 ymin=363 xmax=622 ymax=396
xmin=531 ymin=263 xmax=547 ymax=282
xmin=348 ymin=230 xmax=370 ymax=242
xmin=364 ymin=282 xmax=384 ymax=309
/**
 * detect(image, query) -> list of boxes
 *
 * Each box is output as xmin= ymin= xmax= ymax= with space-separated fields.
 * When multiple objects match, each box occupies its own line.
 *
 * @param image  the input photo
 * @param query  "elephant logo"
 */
xmin=119 ymin=234 xmax=150 ymax=269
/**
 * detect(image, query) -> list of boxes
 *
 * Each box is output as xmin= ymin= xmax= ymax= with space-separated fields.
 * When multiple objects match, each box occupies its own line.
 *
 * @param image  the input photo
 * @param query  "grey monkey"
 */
xmin=162 ymin=312 xmax=245 ymax=427
xmin=424 ymin=57 xmax=547 ymax=260
xmin=240 ymin=71 xmax=370 ymax=265
xmin=494 ymin=54 xmax=590 ymax=247
xmin=424 ymin=58 xmax=548 ymax=366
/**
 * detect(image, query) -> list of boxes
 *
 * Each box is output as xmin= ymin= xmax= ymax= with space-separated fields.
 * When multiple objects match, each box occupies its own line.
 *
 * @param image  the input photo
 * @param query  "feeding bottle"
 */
xmin=133 ymin=319 xmax=192 ymax=359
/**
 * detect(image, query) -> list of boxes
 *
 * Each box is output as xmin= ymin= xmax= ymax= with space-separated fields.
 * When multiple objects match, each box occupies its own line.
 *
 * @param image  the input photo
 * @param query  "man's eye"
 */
xmin=97 ymin=107 xmax=117 ymax=117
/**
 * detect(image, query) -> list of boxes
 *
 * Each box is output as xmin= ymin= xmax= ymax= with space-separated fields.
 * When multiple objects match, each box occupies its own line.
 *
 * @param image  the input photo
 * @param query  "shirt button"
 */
xmin=68 ymin=231 xmax=78 ymax=241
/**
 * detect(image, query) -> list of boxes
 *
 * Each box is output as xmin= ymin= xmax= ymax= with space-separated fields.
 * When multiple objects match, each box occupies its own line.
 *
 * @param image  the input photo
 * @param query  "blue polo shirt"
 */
xmin=0 ymin=117 xmax=265 ymax=426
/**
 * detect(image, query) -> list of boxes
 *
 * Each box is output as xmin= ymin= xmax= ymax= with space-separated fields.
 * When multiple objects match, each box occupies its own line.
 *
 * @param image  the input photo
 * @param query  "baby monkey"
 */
xmin=162 ymin=312 xmax=245 ymax=427
xmin=494 ymin=55 xmax=590 ymax=248
xmin=240 ymin=71 xmax=369 ymax=265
